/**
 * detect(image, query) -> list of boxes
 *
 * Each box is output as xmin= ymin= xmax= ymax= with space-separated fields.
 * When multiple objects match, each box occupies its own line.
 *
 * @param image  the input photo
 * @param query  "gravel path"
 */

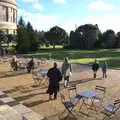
xmin=0 ymin=62 xmax=120 ymax=120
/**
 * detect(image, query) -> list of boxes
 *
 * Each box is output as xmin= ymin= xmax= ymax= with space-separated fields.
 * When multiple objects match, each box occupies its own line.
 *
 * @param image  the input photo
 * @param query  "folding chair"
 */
xmin=93 ymin=86 xmax=106 ymax=105
xmin=101 ymin=98 xmax=120 ymax=120
xmin=32 ymin=71 xmax=43 ymax=86
xmin=87 ymin=86 xmax=106 ymax=114
xmin=67 ymin=85 xmax=77 ymax=100
xmin=59 ymin=92 xmax=82 ymax=120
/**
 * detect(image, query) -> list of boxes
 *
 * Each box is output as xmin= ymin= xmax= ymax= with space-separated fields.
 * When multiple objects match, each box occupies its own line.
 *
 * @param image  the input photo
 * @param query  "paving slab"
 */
xmin=23 ymin=111 xmax=45 ymax=120
xmin=0 ymin=105 xmax=22 ymax=120
xmin=13 ymin=104 xmax=32 ymax=115
xmin=0 ymin=97 xmax=15 ymax=103
xmin=0 ymin=91 xmax=5 ymax=96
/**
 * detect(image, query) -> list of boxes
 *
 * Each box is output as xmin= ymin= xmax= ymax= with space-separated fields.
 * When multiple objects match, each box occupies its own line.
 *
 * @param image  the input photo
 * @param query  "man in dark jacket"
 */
xmin=92 ymin=59 xmax=99 ymax=78
xmin=27 ymin=57 xmax=35 ymax=73
xmin=47 ymin=62 xmax=62 ymax=100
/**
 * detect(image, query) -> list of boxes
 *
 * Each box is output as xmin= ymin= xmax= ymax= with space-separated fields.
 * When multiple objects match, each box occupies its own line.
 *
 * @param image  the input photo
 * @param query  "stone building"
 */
xmin=0 ymin=0 xmax=17 ymax=34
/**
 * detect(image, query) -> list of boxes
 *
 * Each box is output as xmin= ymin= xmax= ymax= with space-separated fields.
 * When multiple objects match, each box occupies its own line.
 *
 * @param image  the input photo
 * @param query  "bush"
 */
xmin=5 ymin=47 xmax=16 ymax=54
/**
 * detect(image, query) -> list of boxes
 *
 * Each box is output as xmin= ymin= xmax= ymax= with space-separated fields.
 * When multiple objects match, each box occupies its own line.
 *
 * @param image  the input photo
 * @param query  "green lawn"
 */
xmin=22 ymin=48 xmax=120 ymax=69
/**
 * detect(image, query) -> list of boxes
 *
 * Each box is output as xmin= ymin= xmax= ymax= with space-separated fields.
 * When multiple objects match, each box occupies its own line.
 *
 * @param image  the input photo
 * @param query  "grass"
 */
xmin=40 ymin=45 xmax=63 ymax=49
xmin=22 ymin=48 xmax=120 ymax=69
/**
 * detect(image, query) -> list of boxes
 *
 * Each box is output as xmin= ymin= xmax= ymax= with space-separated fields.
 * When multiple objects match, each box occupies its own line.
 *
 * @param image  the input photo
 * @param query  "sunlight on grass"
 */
xmin=40 ymin=45 xmax=63 ymax=49
xmin=22 ymin=49 xmax=120 ymax=69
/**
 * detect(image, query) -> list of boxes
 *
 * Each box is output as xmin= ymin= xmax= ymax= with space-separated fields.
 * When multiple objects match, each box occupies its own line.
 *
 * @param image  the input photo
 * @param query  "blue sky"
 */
xmin=18 ymin=0 xmax=120 ymax=33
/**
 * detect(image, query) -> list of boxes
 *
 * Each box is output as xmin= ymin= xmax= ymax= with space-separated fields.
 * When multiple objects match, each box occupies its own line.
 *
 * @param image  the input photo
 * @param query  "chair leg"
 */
xmin=34 ymin=80 xmax=37 ymax=86
xmin=59 ymin=109 xmax=67 ymax=120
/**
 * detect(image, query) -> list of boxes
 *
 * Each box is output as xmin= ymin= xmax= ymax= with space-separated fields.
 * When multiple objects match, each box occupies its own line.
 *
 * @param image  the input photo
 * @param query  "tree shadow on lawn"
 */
xmin=106 ymin=59 xmax=120 ymax=69
xmin=25 ymin=49 xmax=120 ymax=61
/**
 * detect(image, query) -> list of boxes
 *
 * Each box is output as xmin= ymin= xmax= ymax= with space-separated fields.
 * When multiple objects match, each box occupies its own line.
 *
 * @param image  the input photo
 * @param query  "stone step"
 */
xmin=0 ymin=91 xmax=47 ymax=120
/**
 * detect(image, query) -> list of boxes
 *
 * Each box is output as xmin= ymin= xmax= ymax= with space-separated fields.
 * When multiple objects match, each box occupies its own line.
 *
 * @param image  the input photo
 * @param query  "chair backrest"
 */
xmin=114 ymin=98 xmax=120 ymax=112
xmin=95 ymin=86 xmax=106 ymax=99
xmin=67 ymin=85 xmax=77 ymax=100
xmin=67 ymin=85 xmax=76 ymax=91
xmin=95 ymin=86 xmax=106 ymax=93
xmin=60 ymin=93 xmax=66 ymax=103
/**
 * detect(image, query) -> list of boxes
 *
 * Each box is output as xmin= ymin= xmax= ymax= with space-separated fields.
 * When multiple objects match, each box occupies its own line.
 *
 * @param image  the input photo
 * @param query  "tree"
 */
xmin=115 ymin=32 xmax=120 ymax=48
xmin=35 ymin=30 xmax=45 ymax=46
xmin=94 ymin=31 xmax=103 ymax=48
xmin=45 ymin=26 xmax=68 ymax=49
xmin=16 ymin=17 xmax=30 ymax=53
xmin=102 ymin=29 xmax=116 ymax=48
xmin=0 ymin=31 xmax=7 ymax=44
xmin=69 ymin=24 xmax=100 ymax=49
xmin=77 ymin=24 xmax=100 ymax=49
xmin=26 ymin=22 xmax=38 ymax=51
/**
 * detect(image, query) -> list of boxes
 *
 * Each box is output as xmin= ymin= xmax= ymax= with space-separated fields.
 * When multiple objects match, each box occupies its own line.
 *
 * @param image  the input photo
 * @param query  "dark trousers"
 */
xmin=49 ymin=91 xmax=57 ymax=99
xmin=93 ymin=71 xmax=97 ymax=78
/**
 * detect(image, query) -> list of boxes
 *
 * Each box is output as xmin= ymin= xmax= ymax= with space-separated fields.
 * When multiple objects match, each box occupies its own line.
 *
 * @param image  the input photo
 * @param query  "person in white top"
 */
xmin=61 ymin=57 xmax=72 ymax=87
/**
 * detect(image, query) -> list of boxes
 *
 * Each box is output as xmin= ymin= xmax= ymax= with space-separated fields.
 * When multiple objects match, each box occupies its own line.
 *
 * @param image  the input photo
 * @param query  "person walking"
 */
xmin=102 ymin=61 xmax=108 ymax=78
xmin=10 ymin=57 xmax=18 ymax=71
xmin=27 ymin=57 xmax=35 ymax=73
xmin=47 ymin=62 xmax=62 ymax=100
xmin=61 ymin=57 xmax=72 ymax=87
xmin=92 ymin=59 xmax=99 ymax=78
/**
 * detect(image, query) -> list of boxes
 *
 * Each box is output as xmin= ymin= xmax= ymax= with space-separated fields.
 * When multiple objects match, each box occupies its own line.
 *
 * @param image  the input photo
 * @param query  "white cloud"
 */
xmin=33 ymin=2 xmax=43 ymax=10
xmin=21 ymin=0 xmax=43 ymax=10
xmin=22 ymin=0 xmax=34 ymax=2
xmin=61 ymin=14 xmax=120 ymax=33
xmin=88 ymin=0 xmax=115 ymax=11
xmin=18 ymin=9 xmax=59 ymax=31
xmin=52 ymin=0 xmax=67 ymax=4
xmin=18 ymin=9 xmax=120 ymax=33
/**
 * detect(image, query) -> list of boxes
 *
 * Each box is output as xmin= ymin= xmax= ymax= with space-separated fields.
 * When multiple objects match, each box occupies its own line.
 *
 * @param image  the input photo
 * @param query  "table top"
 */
xmin=40 ymin=71 xmax=48 ymax=75
xmin=79 ymin=90 xmax=97 ymax=98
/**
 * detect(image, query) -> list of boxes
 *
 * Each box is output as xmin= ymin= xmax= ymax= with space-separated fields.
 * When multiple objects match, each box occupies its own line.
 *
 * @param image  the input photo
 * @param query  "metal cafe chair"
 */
xmin=59 ymin=92 xmax=82 ymax=120
xmin=101 ymin=98 xmax=120 ymax=120
xmin=32 ymin=71 xmax=43 ymax=86
xmin=93 ymin=86 xmax=106 ymax=105
xmin=67 ymin=84 xmax=77 ymax=100
xmin=89 ymin=86 xmax=106 ymax=112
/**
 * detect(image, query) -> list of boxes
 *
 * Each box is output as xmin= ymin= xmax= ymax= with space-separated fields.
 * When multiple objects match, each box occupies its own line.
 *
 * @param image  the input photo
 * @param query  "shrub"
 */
xmin=5 ymin=47 xmax=16 ymax=54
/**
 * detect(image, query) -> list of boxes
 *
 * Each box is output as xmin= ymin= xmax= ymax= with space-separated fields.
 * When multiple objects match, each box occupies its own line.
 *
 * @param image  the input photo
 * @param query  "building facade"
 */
xmin=0 ymin=0 xmax=17 ymax=34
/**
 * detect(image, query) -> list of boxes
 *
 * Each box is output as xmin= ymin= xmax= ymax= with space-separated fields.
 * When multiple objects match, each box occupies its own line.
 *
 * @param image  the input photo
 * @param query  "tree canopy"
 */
xmin=45 ymin=26 xmax=69 ymax=48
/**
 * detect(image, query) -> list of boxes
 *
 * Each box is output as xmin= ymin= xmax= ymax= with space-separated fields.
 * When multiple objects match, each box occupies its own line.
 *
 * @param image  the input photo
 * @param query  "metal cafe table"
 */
xmin=78 ymin=90 xmax=98 ymax=115
xmin=40 ymin=71 xmax=48 ymax=77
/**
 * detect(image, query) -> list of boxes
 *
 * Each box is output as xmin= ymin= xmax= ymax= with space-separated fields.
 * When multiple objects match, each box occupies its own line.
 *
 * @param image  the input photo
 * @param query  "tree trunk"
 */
xmin=53 ymin=43 xmax=55 ymax=49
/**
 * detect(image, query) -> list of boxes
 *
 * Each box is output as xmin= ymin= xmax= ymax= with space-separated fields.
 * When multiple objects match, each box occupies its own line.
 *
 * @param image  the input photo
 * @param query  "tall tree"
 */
xmin=77 ymin=24 xmax=100 ymax=49
xmin=70 ymin=24 xmax=100 ymax=49
xmin=115 ymin=32 xmax=120 ymax=48
xmin=17 ymin=17 xmax=30 ymax=53
xmin=45 ymin=26 xmax=68 ymax=48
xmin=102 ymin=29 xmax=116 ymax=48
xmin=26 ymin=22 xmax=38 ymax=51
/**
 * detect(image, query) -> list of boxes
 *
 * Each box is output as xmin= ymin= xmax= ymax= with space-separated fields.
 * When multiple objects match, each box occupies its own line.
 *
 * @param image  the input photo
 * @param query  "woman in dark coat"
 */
xmin=47 ymin=62 xmax=62 ymax=100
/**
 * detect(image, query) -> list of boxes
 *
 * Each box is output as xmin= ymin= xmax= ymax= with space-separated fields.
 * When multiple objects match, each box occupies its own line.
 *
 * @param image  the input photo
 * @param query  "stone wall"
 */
xmin=0 ymin=0 xmax=17 ymax=34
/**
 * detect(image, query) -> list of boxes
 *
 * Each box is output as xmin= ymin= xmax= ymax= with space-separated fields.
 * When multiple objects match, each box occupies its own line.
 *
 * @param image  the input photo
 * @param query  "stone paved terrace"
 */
xmin=0 ymin=91 xmax=46 ymax=120
xmin=0 ymin=61 xmax=120 ymax=120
